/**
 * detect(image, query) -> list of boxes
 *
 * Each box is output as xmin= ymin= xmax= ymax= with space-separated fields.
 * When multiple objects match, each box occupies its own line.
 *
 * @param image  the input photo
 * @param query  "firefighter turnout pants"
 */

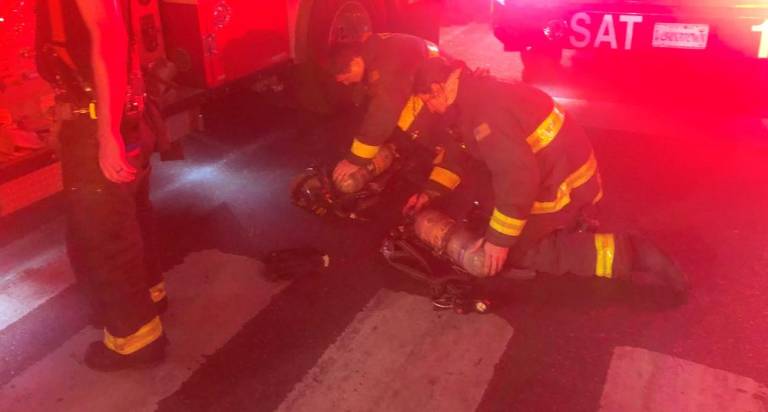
xmin=509 ymin=208 xmax=687 ymax=292
xmin=60 ymin=118 xmax=164 ymax=354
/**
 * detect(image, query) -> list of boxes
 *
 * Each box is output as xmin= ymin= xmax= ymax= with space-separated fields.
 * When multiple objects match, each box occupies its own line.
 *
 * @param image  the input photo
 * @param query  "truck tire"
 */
xmin=520 ymin=46 xmax=562 ymax=84
xmin=292 ymin=0 xmax=388 ymax=114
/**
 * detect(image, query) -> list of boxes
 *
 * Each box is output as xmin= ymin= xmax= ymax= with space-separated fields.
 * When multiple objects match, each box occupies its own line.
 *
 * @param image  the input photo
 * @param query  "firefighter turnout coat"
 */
xmin=346 ymin=33 xmax=440 ymax=165
xmin=425 ymin=70 xmax=603 ymax=250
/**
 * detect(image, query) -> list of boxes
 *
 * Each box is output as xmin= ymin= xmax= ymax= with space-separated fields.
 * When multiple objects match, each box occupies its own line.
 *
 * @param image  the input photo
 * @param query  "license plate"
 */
xmin=652 ymin=23 xmax=709 ymax=50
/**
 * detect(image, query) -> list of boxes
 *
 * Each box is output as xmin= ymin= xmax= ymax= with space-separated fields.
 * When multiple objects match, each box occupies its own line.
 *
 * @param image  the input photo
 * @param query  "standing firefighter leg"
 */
xmin=136 ymin=165 xmax=168 ymax=314
xmin=517 ymin=230 xmax=690 ymax=295
xmin=60 ymin=120 xmax=166 ymax=371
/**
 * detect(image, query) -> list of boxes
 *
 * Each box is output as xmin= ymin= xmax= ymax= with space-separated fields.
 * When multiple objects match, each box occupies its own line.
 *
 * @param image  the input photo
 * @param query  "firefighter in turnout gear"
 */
xmin=328 ymin=32 xmax=441 ymax=189
xmin=36 ymin=0 xmax=168 ymax=370
xmin=403 ymin=57 xmax=689 ymax=295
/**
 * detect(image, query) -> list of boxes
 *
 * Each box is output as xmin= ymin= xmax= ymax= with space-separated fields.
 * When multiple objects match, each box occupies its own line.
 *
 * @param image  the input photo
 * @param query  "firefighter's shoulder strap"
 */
xmin=45 ymin=0 xmax=136 ymax=75
xmin=45 ymin=0 xmax=78 ymax=72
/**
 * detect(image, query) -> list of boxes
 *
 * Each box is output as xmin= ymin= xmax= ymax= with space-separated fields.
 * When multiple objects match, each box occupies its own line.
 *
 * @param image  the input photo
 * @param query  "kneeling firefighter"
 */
xmin=402 ymin=57 xmax=690 ymax=295
xmin=327 ymin=32 xmax=443 ymax=193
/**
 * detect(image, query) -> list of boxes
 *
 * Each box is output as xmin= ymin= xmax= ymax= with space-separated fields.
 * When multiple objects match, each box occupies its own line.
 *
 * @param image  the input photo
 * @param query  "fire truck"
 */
xmin=491 ymin=0 xmax=768 ymax=82
xmin=0 ymin=0 xmax=442 ymax=216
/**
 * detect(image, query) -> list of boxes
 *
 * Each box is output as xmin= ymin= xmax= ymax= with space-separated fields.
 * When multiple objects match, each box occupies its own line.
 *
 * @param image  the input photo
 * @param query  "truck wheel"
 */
xmin=520 ymin=47 xmax=562 ymax=83
xmin=292 ymin=0 xmax=387 ymax=114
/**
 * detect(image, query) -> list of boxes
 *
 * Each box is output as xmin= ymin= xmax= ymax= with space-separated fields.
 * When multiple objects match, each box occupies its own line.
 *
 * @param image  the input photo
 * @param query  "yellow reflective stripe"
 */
xmin=592 ymin=172 xmax=604 ymax=204
xmin=103 ymin=316 xmax=163 ymax=355
xmin=149 ymin=281 xmax=167 ymax=303
xmin=397 ymin=95 xmax=424 ymax=131
xmin=429 ymin=166 xmax=461 ymax=190
xmin=489 ymin=208 xmax=527 ymax=237
xmin=594 ymin=233 xmax=615 ymax=278
xmin=350 ymin=138 xmax=380 ymax=159
xmin=531 ymin=151 xmax=598 ymax=215
xmin=526 ymin=103 xmax=565 ymax=154
xmin=88 ymin=102 xmax=98 ymax=120
xmin=445 ymin=68 xmax=462 ymax=107
xmin=593 ymin=188 xmax=604 ymax=205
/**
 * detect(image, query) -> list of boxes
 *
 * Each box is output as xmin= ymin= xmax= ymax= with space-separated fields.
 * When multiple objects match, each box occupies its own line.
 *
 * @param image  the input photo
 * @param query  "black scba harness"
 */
xmin=290 ymin=160 xmax=401 ymax=221
xmin=380 ymin=223 xmax=491 ymax=314
xmin=291 ymin=156 xmax=491 ymax=314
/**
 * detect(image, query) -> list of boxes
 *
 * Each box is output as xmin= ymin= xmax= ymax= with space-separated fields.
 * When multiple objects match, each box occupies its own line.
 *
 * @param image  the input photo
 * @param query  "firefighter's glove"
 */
xmin=332 ymin=159 xmax=363 ymax=186
xmin=402 ymin=190 xmax=439 ymax=216
xmin=469 ymin=238 xmax=509 ymax=277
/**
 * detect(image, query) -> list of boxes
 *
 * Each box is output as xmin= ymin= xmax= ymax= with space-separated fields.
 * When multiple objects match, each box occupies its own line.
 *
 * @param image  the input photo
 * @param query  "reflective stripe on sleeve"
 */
xmin=489 ymin=208 xmax=527 ymax=237
xmin=397 ymin=95 xmax=424 ymax=131
xmin=594 ymin=233 xmax=615 ymax=278
xmin=149 ymin=281 xmax=167 ymax=303
xmin=429 ymin=166 xmax=461 ymax=190
xmin=531 ymin=151 xmax=598 ymax=214
xmin=526 ymin=103 xmax=565 ymax=154
xmin=103 ymin=316 xmax=163 ymax=355
xmin=350 ymin=139 xmax=380 ymax=159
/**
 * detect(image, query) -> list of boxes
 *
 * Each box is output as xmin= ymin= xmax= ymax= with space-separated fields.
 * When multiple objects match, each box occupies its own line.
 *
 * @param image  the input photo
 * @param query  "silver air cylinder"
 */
xmin=335 ymin=144 xmax=395 ymax=194
xmin=413 ymin=209 xmax=488 ymax=278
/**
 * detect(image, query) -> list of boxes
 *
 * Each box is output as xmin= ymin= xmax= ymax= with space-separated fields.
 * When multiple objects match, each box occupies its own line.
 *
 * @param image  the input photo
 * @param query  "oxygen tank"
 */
xmin=413 ymin=209 xmax=488 ymax=278
xmin=335 ymin=144 xmax=395 ymax=194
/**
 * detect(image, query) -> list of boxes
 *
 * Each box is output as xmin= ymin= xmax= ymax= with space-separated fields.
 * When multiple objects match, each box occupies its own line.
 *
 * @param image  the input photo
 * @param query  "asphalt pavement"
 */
xmin=1 ymin=23 xmax=767 ymax=412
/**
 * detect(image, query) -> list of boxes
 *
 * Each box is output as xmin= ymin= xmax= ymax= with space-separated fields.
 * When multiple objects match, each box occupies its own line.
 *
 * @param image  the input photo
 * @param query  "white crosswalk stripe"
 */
xmin=0 ymin=142 xmax=268 ymax=333
xmin=0 ymin=250 xmax=286 ymax=412
xmin=600 ymin=347 xmax=768 ymax=412
xmin=3 ymin=246 xmax=768 ymax=411
xmin=4 ymin=23 xmax=768 ymax=411
xmin=0 ymin=252 xmax=71 ymax=332
xmin=0 ymin=219 xmax=72 ymax=331
xmin=277 ymin=290 xmax=515 ymax=412
xmin=1 ymin=116 xmax=765 ymax=410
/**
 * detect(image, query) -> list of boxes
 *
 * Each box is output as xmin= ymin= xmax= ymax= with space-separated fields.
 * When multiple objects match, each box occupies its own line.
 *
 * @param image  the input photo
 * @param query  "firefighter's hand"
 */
xmin=470 ymin=238 xmax=509 ymax=276
xmin=333 ymin=159 xmax=361 ymax=185
xmin=98 ymin=132 xmax=136 ymax=183
xmin=402 ymin=192 xmax=432 ymax=216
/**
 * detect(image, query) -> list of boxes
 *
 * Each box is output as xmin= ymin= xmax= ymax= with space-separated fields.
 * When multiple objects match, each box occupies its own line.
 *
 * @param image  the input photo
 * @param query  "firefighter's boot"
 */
xmin=84 ymin=334 xmax=168 ymax=371
xmin=628 ymin=235 xmax=690 ymax=295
